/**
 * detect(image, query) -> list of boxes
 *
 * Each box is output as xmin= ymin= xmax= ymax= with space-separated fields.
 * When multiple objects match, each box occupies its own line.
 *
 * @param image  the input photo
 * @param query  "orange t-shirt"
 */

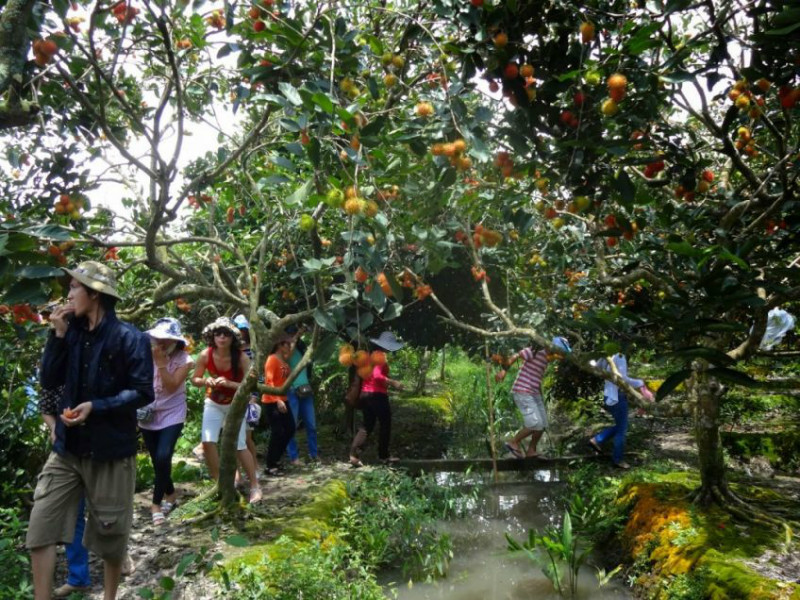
xmin=261 ymin=353 xmax=290 ymax=404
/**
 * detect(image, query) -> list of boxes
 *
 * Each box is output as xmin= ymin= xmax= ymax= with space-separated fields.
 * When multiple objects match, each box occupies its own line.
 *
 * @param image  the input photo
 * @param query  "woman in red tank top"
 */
xmin=191 ymin=317 xmax=261 ymax=503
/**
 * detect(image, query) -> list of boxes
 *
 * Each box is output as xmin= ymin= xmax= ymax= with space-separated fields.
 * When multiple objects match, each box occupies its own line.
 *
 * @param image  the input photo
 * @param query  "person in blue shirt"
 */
xmin=588 ymin=352 xmax=653 ymax=469
xmin=285 ymin=325 xmax=318 ymax=464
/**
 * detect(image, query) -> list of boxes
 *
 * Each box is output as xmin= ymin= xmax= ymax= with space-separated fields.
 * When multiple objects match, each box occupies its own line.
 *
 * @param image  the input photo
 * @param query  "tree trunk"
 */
xmin=688 ymin=361 xmax=730 ymax=505
xmin=414 ymin=347 xmax=431 ymax=394
xmin=218 ymin=370 xmax=258 ymax=508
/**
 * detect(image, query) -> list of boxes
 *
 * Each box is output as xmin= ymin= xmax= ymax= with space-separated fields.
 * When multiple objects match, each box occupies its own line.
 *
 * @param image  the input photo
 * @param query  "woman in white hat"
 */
xmin=191 ymin=317 xmax=260 ymax=502
xmin=349 ymin=332 xmax=405 ymax=467
xmin=139 ymin=318 xmax=194 ymax=525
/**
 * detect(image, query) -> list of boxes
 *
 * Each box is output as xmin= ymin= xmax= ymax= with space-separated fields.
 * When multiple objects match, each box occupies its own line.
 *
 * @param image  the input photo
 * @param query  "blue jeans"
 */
xmin=286 ymin=389 xmax=318 ymax=460
xmin=66 ymin=497 xmax=90 ymax=587
xmin=595 ymin=393 xmax=629 ymax=465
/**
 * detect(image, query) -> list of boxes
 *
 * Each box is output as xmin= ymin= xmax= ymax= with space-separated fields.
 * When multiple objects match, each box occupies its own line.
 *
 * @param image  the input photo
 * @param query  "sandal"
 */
xmin=503 ymin=442 xmax=524 ymax=459
xmin=161 ymin=500 xmax=177 ymax=515
xmin=587 ymin=439 xmax=603 ymax=455
xmin=264 ymin=467 xmax=283 ymax=477
xmin=614 ymin=461 xmax=631 ymax=470
xmin=349 ymin=457 xmax=364 ymax=468
xmin=151 ymin=512 xmax=166 ymax=526
xmin=248 ymin=487 xmax=263 ymax=503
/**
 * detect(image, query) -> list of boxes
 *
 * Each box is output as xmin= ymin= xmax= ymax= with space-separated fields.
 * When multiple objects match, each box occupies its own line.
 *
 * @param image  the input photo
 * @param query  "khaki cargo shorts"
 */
xmin=26 ymin=452 xmax=135 ymax=561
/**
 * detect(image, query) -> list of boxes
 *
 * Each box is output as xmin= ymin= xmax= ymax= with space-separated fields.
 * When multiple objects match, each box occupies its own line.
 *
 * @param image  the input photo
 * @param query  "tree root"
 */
xmin=690 ymin=483 xmax=799 ymax=533
xmin=177 ymin=484 xmax=221 ymax=525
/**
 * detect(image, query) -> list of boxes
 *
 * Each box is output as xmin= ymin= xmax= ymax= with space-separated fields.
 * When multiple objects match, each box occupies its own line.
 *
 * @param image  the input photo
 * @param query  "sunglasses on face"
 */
xmin=214 ymin=330 xmax=233 ymax=338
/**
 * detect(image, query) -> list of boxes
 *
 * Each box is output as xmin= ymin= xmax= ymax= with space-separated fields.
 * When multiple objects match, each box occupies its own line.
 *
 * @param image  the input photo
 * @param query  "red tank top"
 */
xmin=205 ymin=347 xmax=243 ymax=405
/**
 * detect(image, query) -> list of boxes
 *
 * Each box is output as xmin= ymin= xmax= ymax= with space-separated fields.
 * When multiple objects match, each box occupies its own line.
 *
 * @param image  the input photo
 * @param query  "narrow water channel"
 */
xmin=385 ymin=470 xmax=632 ymax=599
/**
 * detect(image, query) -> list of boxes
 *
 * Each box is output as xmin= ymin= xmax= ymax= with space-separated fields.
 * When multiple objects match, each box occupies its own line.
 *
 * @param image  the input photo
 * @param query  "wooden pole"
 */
xmin=484 ymin=340 xmax=499 ymax=483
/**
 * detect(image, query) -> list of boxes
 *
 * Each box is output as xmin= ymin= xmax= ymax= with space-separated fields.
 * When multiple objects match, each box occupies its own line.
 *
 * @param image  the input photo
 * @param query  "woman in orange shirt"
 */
xmin=261 ymin=333 xmax=296 ymax=475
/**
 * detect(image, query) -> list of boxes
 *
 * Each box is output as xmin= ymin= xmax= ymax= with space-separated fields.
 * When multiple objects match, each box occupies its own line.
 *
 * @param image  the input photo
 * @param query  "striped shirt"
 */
xmin=511 ymin=347 xmax=548 ymax=395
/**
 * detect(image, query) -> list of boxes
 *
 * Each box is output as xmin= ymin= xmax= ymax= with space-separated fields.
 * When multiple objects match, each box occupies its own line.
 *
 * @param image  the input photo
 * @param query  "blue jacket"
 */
xmin=40 ymin=310 xmax=154 ymax=461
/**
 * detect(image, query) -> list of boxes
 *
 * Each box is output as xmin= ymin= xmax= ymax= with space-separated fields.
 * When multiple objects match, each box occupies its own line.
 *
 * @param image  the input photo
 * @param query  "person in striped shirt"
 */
xmin=496 ymin=337 xmax=571 ymax=458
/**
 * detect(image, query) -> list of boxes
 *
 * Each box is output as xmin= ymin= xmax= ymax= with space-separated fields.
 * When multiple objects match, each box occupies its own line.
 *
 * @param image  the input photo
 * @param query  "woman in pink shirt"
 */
xmin=349 ymin=332 xmax=405 ymax=467
xmin=138 ymin=318 xmax=194 ymax=525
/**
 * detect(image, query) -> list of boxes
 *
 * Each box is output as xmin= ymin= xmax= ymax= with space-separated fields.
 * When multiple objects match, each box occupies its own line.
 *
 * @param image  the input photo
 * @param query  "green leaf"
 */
xmin=313 ymin=308 xmax=339 ymax=332
xmin=717 ymin=248 xmax=749 ymax=270
xmin=175 ymin=553 xmax=196 ymax=577
xmin=707 ymin=367 xmax=759 ymax=388
xmin=286 ymin=179 xmax=314 ymax=206
xmin=667 ymin=241 xmax=702 ymax=257
xmin=279 ymin=118 xmax=302 ymax=132
xmin=656 ymin=369 xmax=692 ymax=401
xmin=224 ymin=535 xmax=250 ymax=547
xmin=383 ymin=302 xmax=403 ymax=320
xmin=278 ymin=82 xmax=303 ymax=106
xmin=302 ymin=258 xmax=323 ymax=271
xmin=360 ymin=116 xmax=385 ymax=137
xmin=159 ymin=576 xmax=176 ymax=591
xmin=23 ymin=224 xmax=75 ymax=241
xmin=612 ymin=170 xmax=635 ymax=203
xmin=3 ymin=279 xmax=49 ymax=305
xmin=311 ymin=92 xmax=336 ymax=113
xmin=15 ymin=266 xmax=63 ymax=279
xmin=670 ymin=346 xmax=734 ymax=366
xmin=763 ymin=22 xmax=800 ymax=36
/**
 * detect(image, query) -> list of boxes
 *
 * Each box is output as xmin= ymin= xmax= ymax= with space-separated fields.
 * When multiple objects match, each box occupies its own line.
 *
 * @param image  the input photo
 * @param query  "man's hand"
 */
xmin=60 ymin=401 xmax=93 ymax=427
xmin=50 ymin=304 xmax=74 ymax=338
xmin=495 ymin=369 xmax=506 ymax=383
xmin=277 ymin=400 xmax=287 ymax=414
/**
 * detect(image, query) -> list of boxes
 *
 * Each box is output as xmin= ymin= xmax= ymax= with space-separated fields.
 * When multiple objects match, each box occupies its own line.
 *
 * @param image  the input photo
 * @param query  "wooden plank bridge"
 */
xmin=394 ymin=454 xmax=606 ymax=475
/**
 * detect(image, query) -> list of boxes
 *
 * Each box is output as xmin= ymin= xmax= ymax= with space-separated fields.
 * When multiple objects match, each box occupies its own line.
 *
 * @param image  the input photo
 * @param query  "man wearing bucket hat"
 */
xmin=495 ymin=336 xmax=571 ymax=459
xmin=28 ymin=261 xmax=154 ymax=600
xmin=348 ymin=331 xmax=405 ymax=467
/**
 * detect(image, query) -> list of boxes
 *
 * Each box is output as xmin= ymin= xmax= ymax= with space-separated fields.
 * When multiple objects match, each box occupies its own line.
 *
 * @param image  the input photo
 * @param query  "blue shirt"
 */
xmin=595 ymin=354 xmax=644 ymax=406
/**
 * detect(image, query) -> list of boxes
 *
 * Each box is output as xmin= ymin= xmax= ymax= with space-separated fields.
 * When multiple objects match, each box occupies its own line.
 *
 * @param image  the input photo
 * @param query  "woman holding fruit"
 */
xmin=138 ymin=318 xmax=194 ymax=525
xmin=191 ymin=317 xmax=261 ymax=503
xmin=348 ymin=332 xmax=405 ymax=467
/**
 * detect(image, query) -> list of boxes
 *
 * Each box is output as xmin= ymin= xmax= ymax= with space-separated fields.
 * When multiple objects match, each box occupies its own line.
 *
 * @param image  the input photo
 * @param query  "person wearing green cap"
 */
xmin=27 ymin=261 xmax=154 ymax=600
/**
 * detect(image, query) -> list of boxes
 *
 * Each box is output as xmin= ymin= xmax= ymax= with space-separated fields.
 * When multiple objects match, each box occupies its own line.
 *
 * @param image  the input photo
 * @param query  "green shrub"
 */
xmin=336 ymin=469 xmax=475 ymax=581
xmin=0 ymin=508 xmax=33 ymax=598
xmin=228 ymin=536 xmax=384 ymax=600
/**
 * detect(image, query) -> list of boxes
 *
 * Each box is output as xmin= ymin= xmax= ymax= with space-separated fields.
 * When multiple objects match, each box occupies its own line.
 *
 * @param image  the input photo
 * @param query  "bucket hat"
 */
xmin=551 ymin=336 xmax=572 ymax=354
xmin=369 ymin=331 xmax=405 ymax=352
xmin=62 ymin=261 xmax=121 ymax=300
xmin=202 ymin=317 xmax=242 ymax=345
xmin=146 ymin=317 xmax=187 ymax=348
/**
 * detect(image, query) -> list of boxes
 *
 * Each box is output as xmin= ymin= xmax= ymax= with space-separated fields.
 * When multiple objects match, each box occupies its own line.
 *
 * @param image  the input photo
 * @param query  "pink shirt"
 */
xmin=511 ymin=347 xmax=548 ymax=396
xmin=361 ymin=363 xmax=389 ymax=395
xmin=139 ymin=350 xmax=194 ymax=431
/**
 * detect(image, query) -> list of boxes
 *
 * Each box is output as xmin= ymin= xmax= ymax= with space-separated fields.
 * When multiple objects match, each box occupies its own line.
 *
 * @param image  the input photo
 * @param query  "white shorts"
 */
xmin=513 ymin=392 xmax=548 ymax=430
xmin=202 ymin=400 xmax=248 ymax=450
